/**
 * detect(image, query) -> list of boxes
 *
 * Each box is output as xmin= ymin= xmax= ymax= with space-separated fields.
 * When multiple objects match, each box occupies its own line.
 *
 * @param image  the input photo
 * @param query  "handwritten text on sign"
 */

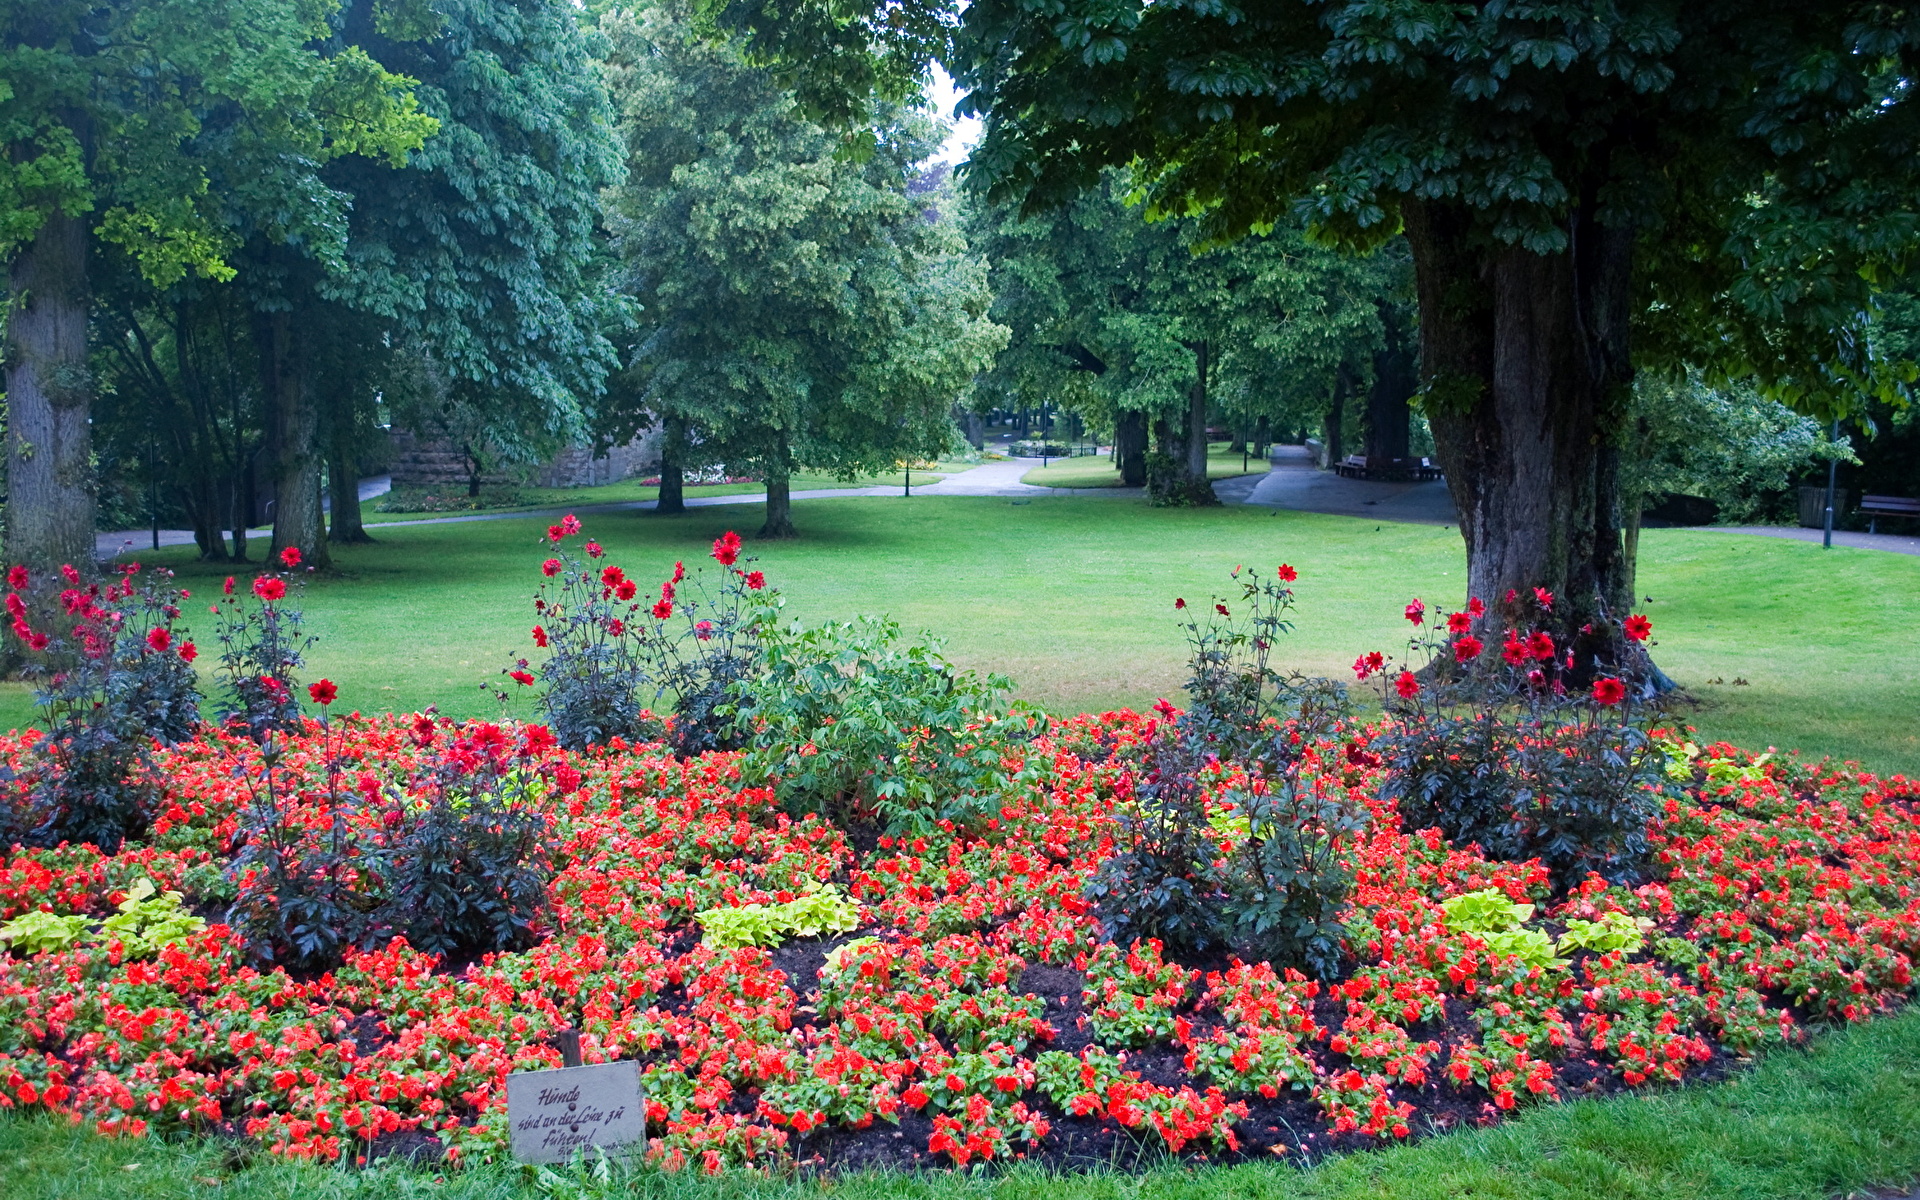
xmin=506 ymin=1060 xmax=645 ymax=1165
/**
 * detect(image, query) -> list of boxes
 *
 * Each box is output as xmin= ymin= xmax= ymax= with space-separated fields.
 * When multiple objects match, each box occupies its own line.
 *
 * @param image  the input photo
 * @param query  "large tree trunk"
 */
xmin=1405 ymin=199 xmax=1639 ymax=676
xmin=655 ymin=414 xmax=686 ymax=515
xmin=1366 ymin=304 xmax=1416 ymax=462
xmin=328 ymin=445 xmax=372 ymax=543
xmin=1115 ymin=409 xmax=1148 ymax=486
xmin=4 ymin=211 xmax=96 ymax=575
xmin=1252 ymin=415 xmax=1271 ymax=460
xmin=1184 ymin=340 xmax=1214 ymax=500
xmin=1321 ymin=370 xmax=1348 ymax=467
xmin=259 ymin=310 xmax=330 ymax=567
xmin=758 ymin=431 xmax=796 ymax=538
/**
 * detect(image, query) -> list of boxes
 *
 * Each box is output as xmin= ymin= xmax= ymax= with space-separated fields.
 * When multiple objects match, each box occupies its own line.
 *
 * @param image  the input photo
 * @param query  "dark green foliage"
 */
xmin=1088 ymin=567 xmax=1362 ymax=972
xmin=210 ymin=568 xmax=312 ymax=741
xmin=372 ymin=750 xmax=554 ymax=959
xmin=226 ymin=720 xmax=555 ymax=969
xmin=1377 ymin=708 xmax=1662 ymax=895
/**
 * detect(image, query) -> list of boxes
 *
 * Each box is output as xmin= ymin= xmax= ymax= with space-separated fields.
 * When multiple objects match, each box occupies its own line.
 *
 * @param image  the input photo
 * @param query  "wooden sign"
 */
xmin=506 ymin=1059 xmax=645 ymax=1165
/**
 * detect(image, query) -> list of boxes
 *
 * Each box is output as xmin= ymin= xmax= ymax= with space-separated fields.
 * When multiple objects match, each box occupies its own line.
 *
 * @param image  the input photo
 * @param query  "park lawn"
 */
xmin=5 ymin=1007 xmax=1919 ymax=1200
xmin=1021 ymin=446 xmax=1267 ymax=487
xmin=363 ymin=464 xmax=970 ymax=523
xmin=10 ymin=496 xmax=1914 ymax=776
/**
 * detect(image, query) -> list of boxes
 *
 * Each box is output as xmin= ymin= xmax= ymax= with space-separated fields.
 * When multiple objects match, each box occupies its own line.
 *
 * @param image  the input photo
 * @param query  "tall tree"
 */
xmin=601 ymin=0 xmax=1004 ymax=537
xmin=712 ymin=0 xmax=1920 ymax=668
xmin=971 ymin=175 xmax=1392 ymax=499
xmin=279 ymin=0 xmax=626 ymax=563
xmin=0 ymin=0 xmax=433 ymax=571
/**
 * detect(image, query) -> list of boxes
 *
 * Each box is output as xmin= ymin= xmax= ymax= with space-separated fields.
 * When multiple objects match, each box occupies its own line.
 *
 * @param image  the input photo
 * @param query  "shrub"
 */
xmin=210 ymin=549 xmax=313 ymax=740
xmin=1360 ymin=592 xmax=1666 ymax=892
xmin=369 ymin=723 xmax=555 ymax=959
xmin=733 ymin=614 xmax=1037 ymax=834
xmin=226 ymin=713 xmax=556 ymax=969
xmin=515 ymin=518 xmax=770 ymax=753
xmin=3 ymin=563 xmax=198 ymax=851
xmin=1088 ymin=564 xmax=1363 ymax=973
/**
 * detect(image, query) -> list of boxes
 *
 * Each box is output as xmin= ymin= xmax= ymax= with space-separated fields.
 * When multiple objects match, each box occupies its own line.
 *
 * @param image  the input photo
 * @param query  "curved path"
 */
xmin=95 ymin=451 xmax=1919 ymax=559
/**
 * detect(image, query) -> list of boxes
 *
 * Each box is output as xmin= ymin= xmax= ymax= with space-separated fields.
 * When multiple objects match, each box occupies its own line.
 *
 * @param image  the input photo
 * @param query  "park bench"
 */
xmin=1332 ymin=454 xmax=1443 ymax=482
xmin=1861 ymin=494 xmax=1919 ymax=534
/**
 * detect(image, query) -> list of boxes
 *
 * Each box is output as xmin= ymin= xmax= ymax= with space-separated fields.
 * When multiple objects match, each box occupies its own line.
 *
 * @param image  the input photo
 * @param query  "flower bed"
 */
xmin=0 ymin=709 xmax=1915 ymax=1174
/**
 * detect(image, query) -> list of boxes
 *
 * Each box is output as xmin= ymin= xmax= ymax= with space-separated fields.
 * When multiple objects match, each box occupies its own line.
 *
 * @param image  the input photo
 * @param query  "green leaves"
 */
xmin=0 ymin=878 xmax=206 ymax=959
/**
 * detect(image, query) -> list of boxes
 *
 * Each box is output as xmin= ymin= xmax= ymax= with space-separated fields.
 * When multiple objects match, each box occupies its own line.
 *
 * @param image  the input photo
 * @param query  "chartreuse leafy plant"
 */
xmin=0 ymin=878 xmax=204 ymax=958
xmin=695 ymin=883 xmax=860 ymax=949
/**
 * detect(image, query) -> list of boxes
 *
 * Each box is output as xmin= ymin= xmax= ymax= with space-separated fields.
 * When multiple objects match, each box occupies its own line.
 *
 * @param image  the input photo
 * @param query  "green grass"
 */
xmin=19 ymin=497 xmax=1917 ymax=777
xmin=6 ymin=1007 xmax=1919 ymax=1200
xmin=1021 ymin=446 xmax=1264 ymax=488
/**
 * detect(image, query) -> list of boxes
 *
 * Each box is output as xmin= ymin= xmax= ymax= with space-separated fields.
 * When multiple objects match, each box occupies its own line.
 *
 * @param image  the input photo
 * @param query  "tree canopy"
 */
xmin=600 ymin=0 xmax=1005 ymax=536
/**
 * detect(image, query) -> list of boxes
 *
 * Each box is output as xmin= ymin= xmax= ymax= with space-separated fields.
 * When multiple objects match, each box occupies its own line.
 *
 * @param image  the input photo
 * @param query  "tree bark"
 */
xmin=1252 ymin=415 xmax=1271 ymax=460
xmin=1366 ymin=303 xmax=1416 ymax=462
xmin=4 ymin=210 xmax=96 ymax=575
xmin=1185 ymin=339 xmax=1212 ymax=494
xmin=1321 ymin=371 xmax=1347 ymax=467
xmin=758 ymin=430 xmax=796 ymax=538
xmin=328 ymin=445 xmax=372 ymax=543
xmin=259 ymin=310 xmax=330 ymax=567
xmin=655 ymin=414 xmax=686 ymax=515
xmin=1115 ymin=409 xmax=1148 ymax=486
xmin=1404 ymin=198 xmax=1638 ymax=674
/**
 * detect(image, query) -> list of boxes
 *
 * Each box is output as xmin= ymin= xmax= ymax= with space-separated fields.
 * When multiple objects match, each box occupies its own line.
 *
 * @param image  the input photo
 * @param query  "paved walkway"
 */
xmin=1221 ymin=445 xmax=1459 ymax=525
xmin=95 ymin=455 xmax=1919 ymax=561
xmin=1699 ymin=525 xmax=1920 ymax=557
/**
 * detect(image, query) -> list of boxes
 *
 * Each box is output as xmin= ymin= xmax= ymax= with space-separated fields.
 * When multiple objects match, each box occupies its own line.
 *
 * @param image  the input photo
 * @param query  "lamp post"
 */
xmin=1823 ymin=419 xmax=1839 ymax=550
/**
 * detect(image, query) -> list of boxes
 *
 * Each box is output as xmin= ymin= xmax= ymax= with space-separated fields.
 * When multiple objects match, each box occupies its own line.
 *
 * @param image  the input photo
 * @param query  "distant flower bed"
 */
xmin=633 ymin=474 xmax=760 ymax=487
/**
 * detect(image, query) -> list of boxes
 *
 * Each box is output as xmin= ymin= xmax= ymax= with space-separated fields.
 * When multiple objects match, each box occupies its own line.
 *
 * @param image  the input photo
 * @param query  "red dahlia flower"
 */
xmin=531 ymin=625 xmax=548 ymax=647
xmin=6 ymin=565 xmax=26 ymax=589
xmin=615 ymin=579 xmax=637 ymax=600
xmin=1502 ymin=636 xmax=1527 ymax=666
xmin=695 ymin=620 xmax=714 ymax=640
xmin=1527 ymin=631 xmax=1555 ymax=660
xmin=1453 ymin=634 xmax=1483 ymax=662
xmin=1174 ymin=597 xmax=1186 ymax=609
xmin=585 ymin=540 xmax=604 ymax=558
xmin=542 ymin=558 xmax=562 ymax=577
xmin=672 ymin=561 xmax=686 ymax=584
xmin=1624 ymin=614 xmax=1653 ymax=642
xmin=308 ymin=679 xmax=337 ymax=705
xmin=602 ymin=565 xmax=626 ymax=586
xmin=1468 ymin=596 xmax=1486 ymax=618
xmin=561 ymin=514 xmax=581 ymax=536
xmin=179 ymin=641 xmax=197 ymax=663
xmin=252 ymin=576 xmax=287 ymax=602
xmin=223 ymin=576 xmax=236 ymax=596
xmin=1152 ymin=698 xmax=1178 ymax=719
xmin=1404 ymin=598 xmax=1425 ymax=625
xmin=1277 ymin=563 xmax=1297 ymax=582
xmin=1592 ymin=677 xmax=1627 ymax=706
xmin=511 ymin=670 xmax=535 ymax=686
xmin=279 ymin=547 xmax=302 ymax=569
xmin=1215 ymin=603 xmax=1230 ymax=616
xmin=651 ymin=600 xmax=673 ymax=619
xmin=712 ymin=530 xmax=742 ymax=565
xmin=1447 ymin=611 xmax=1472 ymax=634
xmin=60 ymin=564 xmax=79 ymax=585
xmin=1533 ymin=587 xmax=1554 ymax=610
xmin=1394 ymin=670 xmax=1420 ymax=698
xmin=744 ymin=571 xmax=765 ymax=590
xmin=145 ymin=627 xmax=170 ymax=653
xmin=1353 ymin=651 xmax=1385 ymax=680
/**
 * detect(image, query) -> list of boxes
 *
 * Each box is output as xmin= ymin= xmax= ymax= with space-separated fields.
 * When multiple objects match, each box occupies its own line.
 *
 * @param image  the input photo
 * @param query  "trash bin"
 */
xmin=1798 ymin=485 xmax=1847 ymax=529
